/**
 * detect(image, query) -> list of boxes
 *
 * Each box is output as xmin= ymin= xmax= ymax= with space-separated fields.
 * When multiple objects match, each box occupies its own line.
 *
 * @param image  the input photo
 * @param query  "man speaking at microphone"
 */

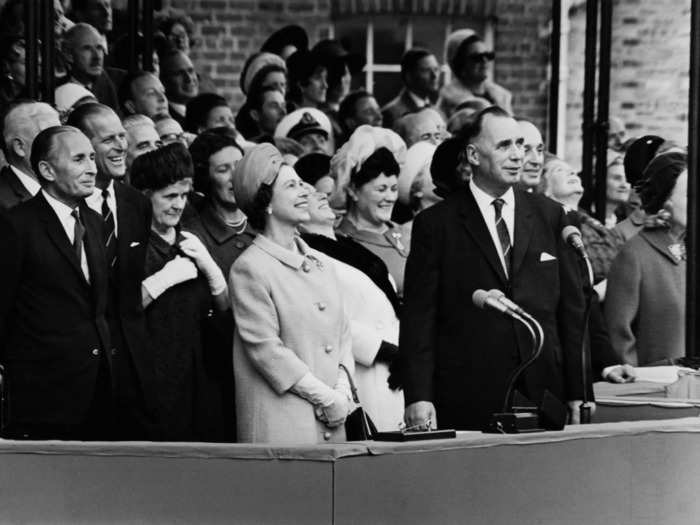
xmin=400 ymin=106 xmax=591 ymax=431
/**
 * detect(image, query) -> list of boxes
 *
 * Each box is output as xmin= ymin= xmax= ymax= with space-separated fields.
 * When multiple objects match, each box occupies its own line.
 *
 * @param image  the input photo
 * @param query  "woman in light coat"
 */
xmin=229 ymin=143 xmax=355 ymax=444
xmin=300 ymin=189 xmax=404 ymax=431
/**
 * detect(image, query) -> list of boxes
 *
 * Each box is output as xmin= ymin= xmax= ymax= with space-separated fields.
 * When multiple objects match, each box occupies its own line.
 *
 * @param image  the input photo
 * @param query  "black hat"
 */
xmin=638 ymin=151 xmax=687 ymax=213
xmin=623 ymin=135 xmax=665 ymax=188
xmin=294 ymin=153 xmax=331 ymax=186
xmin=430 ymin=136 xmax=468 ymax=198
xmin=288 ymin=111 xmax=329 ymax=142
xmin=261 ymin=25 xmax=309 ymax=56
xmin=312 ymin=39 xmax=365 ymax=75
xmin=286 ymin=49 xmax=327 ymax=84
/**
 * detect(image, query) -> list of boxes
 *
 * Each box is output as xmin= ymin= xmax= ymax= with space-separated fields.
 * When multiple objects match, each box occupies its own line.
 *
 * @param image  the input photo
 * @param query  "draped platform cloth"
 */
xmin=1 ymin=418 xmax=700 ymax=524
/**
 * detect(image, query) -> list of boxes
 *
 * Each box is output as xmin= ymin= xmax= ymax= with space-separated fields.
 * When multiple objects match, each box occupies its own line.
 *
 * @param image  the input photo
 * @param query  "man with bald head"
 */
xmin=401 ymin=106 xmax=590 ymax=431
xmin=0 ymin=100 xmax=61 ymax=211
xmin=67 ymin=102 xmax=157 ymax=438
xmin=63 ymin=23 xmax=120 ymax=114
xmin=517 ymin=120 xmax=545 ymax=191
xmin=0 ymin=125 xmax=116 ymax=439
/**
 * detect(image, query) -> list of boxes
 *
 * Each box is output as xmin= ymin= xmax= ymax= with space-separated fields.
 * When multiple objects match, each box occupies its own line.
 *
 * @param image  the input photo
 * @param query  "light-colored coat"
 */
xmin=605 ymin=228 xmax=685 ymax=366
xmin=437 ymin=77 xmax=513 ymax=118
xmin=230 ymin=235 xmax=354 ymax=444
xmin=331 ymin=258 xmax=404 ymax=431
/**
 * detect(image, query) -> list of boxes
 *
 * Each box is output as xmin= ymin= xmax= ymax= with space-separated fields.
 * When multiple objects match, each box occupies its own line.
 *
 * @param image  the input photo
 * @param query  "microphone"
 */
xmin=472 ymin=289 xmax=518 ymax=319
xmin=561 ymin=225 xmax=587 ymax=258
xmin=562 ymin=225 xmax=594 ymax=285
xmin=488 ymin=289 xmax=526 ymax=317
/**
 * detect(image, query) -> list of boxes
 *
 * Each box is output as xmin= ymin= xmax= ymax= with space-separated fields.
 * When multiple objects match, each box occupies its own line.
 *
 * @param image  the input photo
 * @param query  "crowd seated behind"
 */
xmin=3 ymin=5 xmax=690 ymax=444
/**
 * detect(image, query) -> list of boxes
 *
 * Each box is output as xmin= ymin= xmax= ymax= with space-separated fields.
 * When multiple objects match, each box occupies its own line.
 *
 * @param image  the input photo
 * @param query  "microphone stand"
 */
xmin=579 ymin=255 xmax=595 ymax=424
xmin=484 ymin=311 xmax=545 ymax=433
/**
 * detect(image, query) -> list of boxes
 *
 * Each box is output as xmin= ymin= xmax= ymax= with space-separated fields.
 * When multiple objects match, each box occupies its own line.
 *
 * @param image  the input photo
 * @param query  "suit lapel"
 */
xmin=37 ymin=193 xmax=89 ymax=287
xmin=2 ymin=166 xmax=33 ymax=202
xmin=81 ymin=203 xmax=108 ymax=305
xmin=511 ymin=190 xmax=534 ymax=279
xmin=458 ymin=188 xmax=508 ymax=285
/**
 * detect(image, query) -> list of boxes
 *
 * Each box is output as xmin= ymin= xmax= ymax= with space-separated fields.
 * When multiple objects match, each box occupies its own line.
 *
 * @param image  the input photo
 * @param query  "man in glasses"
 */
xmin=437 ymin=29 xmax=512 ymax=118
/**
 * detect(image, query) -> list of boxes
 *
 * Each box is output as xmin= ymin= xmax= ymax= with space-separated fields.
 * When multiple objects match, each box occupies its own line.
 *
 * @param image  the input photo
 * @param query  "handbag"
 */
xmin=339 ymin=364 xmax=377 ymax=441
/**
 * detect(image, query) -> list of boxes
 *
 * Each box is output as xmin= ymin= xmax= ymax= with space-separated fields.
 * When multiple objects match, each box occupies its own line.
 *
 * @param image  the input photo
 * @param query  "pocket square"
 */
xmin=129 ymin=241 xmax=140 ymax=248
xmin=539 ymin=252 xmax=556 ymax=262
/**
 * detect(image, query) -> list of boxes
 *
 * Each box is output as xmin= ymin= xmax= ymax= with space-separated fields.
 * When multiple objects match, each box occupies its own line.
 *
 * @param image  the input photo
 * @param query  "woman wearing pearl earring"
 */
xmin=605 ymin=152 xmax=688 ymax=366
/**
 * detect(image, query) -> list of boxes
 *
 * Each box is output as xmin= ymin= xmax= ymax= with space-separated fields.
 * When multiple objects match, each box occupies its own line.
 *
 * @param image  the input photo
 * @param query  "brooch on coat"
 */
xmin=301 ymin=255 xmax=324 ymax=273
xmin=391 ymin=231 xmax=406 ymax=252
xmin=668 ymin=243 xmax=686 ymax=262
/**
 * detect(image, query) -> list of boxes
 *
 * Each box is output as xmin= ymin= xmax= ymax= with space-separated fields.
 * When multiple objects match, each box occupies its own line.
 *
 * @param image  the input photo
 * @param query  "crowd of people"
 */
xmin=0 ymin=1 xmax=690 ymax=443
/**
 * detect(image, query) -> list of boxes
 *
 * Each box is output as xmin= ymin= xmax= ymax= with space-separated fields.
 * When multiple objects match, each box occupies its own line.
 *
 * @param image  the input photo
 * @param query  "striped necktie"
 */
xmin=71 ymin=208 xmax=85 ymax=264
xmin=102 ymin=188 xmax=117 ymax=268
xmin=492 ymin=198 xmax=512 ymax=276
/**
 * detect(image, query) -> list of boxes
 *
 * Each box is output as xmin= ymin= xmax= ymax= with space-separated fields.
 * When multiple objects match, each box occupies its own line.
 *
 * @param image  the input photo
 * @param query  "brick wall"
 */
xmin=494 ymin=0 xmax=552 ymax=136
xmin=565 ymin=0 xmax=691 ymax=169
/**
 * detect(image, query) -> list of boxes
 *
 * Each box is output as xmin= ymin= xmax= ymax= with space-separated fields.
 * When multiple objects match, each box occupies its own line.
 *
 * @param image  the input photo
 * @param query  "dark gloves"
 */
xmin=376 ymin=341 xmax=399 ymax=364
xmin=375 ymin=341 xmax=403 ymax=392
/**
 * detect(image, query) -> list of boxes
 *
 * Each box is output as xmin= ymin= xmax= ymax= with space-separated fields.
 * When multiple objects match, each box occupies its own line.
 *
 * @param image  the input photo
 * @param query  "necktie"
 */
xmin=492 ymin=198 xmax=512 ymax=276
xmin=71 ymin=208 xmax=85 ymax=264
xmin=102 ymin=188 xmax=117 ymax=268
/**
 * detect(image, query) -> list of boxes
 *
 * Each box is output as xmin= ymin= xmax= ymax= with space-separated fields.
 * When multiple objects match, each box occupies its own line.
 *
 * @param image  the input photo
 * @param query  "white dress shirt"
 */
xmin=10 ymin=165 xmax=41 ymax=196
xmin=42 ymin=190 xmax=90 ymax=282
xmin=469 ymin=179 xmax=515 ymax=276
xmin=407 ymin=90 xmax=431 ymax=109
xmin=86 ymin=179 xmax=118 ymax=236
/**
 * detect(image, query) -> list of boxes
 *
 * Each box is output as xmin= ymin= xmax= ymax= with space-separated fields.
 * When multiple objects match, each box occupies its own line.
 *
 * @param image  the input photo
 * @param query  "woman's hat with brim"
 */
xmin=240 ymin=52 xmax=287 ymax=96
xmin=261 ymin=25 xmax=309 ymax=56
xmin=231 ymin=143 xmax=285 ymax=217
xmin=398 ymin=141 xmax=437 ymax=205
xmin=295 ymin=153 xmax=332 ymax=186
xmin=311 ymin=39 xmax=365 ymax=75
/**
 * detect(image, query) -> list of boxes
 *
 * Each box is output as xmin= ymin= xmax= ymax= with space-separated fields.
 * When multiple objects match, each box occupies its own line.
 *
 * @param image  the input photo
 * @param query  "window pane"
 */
xmin=373 ymin=16 xmax=408 ymax=64
xmin=372 ymin=72 xmax=403 ymax=107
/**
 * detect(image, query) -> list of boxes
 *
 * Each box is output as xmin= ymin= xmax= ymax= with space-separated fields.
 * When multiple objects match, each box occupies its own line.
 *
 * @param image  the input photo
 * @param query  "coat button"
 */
xmin=111 ymin=348 xmax=117 ymax=356
xmin=317 ymin=302 xmax=326 ymax=311
xmin=323 ymin=431 xmax=331 ymax=440
xmin=324 ymin=345 xmax=333 ymax=353
xmin=92 ymin=348 xmax=100 ymax=356
xmin=235 ymin=241 xmax=245 ymax=249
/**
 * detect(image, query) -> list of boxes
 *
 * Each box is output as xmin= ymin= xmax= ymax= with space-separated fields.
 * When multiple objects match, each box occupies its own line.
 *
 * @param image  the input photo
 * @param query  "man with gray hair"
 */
xmin=122 ymin=114 xmax=162 ymax=171
xmin=62 ymin=23 xmax=120 ymax=114
xmin=0 ymin=100 xmax=61 ymax=211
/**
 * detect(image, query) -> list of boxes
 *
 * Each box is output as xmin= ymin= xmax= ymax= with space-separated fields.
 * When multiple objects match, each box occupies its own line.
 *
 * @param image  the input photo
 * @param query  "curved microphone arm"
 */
xmin=501 ymin=311 xmax=544 ymax=413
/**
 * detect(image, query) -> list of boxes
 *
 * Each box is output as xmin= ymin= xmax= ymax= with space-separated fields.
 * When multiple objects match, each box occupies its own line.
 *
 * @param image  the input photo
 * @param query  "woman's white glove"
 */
xmin=179 ymin=231 xmax=226 ymax=295
xmin=142 ymin=256 xmax=198 ymax=300
xmin=292 ymin=372 xmax=352 ymax=428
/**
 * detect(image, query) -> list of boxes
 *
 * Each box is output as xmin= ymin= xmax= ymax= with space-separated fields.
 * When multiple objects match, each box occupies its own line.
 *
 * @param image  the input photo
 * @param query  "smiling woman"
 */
xmin=228 ymin=143 xmax=355 ymax=444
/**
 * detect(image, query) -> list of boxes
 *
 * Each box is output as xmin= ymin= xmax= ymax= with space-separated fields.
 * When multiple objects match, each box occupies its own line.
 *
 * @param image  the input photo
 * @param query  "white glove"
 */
xmin=179 ymin=231 xmax=226 ymax=295
xmin=142 ymin=256 xmax=198 ymax=300
xmin=292 ymin=372 xmax=352 ymax=427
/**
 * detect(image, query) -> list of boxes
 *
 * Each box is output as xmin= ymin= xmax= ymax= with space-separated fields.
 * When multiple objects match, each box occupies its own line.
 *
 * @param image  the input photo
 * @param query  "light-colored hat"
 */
xmin=275 ymin=107 xmax=332 ymax=141
xmin=398 ymin=141 xmax=437 ymax=205
xmin=54 ymin=82 xmax=96 ymax=116
xmin=240 ymin=52 xmax=287 ymax=95
xmin=329 ymin=125 xmax=407 ymax=208
xmin=444 ymin=28 xmax=477 ymax=71
xmin=231 ymin=143 xmax=284 ymax=216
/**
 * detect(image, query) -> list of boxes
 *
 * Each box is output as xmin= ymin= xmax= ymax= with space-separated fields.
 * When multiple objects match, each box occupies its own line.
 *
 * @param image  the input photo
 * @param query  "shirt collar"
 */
xmin=86 ymin=179 xmax=114 ymax=205
xmin=253 ymin=233 xmax=318 ymax=270
xmin=42 ymin=188 xmax=76 ymax=221
xmin=407 ymin=90 xmax=430 ymax=108
xmin=469 ymin=179 xmax=515 ymax=210
xmin=10 ymin=165 xmax=41 ymax=196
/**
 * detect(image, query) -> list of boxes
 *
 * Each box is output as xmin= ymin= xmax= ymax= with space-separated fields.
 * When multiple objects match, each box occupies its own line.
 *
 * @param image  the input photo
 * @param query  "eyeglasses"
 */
xmin=467 ymin=51 xmax=496 ymax=62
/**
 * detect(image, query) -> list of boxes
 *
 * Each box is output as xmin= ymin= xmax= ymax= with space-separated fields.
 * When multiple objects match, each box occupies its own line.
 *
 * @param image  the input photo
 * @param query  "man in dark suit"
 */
xmin=0 ymin=101 xmax=60 ymax=211
xmin=381 ymin=48 xmax=440 ymax=129
xmin=67 ymin=103 xmax=158 ymax=438
xmin=401 ymin=106 xmax=591 ymax=431
xmin=0 ymin=126 xmax=114 ymax=439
